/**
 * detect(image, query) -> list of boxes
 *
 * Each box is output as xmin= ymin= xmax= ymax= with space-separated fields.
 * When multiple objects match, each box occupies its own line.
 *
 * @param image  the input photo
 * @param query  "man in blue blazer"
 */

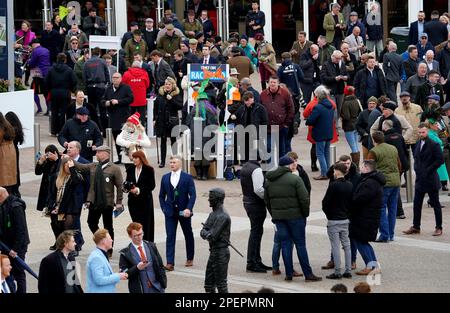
xmin=159 ymin=155 xmax=196 ymax=271
xmin=67 ymin=140 xmax=90 ymax=254
xmin=199 ymin=45 xmax=218 ymax=64
xmin=408 ymin=11 xmax=426 ymax=46
xmin=86 ymin=229 xmax=128 ymax=293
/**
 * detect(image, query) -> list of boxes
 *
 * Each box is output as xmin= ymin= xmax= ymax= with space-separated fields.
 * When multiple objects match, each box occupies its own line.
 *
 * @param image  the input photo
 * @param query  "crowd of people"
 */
xmin=2 ymin=0 xmax=450 ymax=293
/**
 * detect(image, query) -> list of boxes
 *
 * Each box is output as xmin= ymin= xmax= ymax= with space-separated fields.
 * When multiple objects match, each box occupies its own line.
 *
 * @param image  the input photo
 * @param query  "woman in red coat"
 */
xmin=303 ymin=95 xmax=339 ymax=172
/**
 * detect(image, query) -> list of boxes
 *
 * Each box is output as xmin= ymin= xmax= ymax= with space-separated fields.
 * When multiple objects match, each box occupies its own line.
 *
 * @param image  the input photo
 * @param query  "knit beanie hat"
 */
xmin=344 ymin=85 xmax=355 ymax=96
xmin=367 ymin=96 xmax=378 ymax=104
xmin=279 ymin=155 xmax=294 ymax=166
xmin=128 ymin=112 xmax=141 ymax=125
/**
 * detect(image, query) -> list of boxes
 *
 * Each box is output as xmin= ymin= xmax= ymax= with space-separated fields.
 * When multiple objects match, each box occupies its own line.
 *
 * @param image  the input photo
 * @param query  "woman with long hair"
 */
xmin=154 ymin=77 xmax=183 ymax=168
xmin=124 ymin=150 xmax=156 ymax=242
xmin=35 ymin=144 xmax=61 ymax=249
xmin=0 ymin=113 xmax=17 ymax=193
xmin=5 ymin=112 xmax=25 ymax=197
xmin=48 ymin=157 xmax=84 ymax=247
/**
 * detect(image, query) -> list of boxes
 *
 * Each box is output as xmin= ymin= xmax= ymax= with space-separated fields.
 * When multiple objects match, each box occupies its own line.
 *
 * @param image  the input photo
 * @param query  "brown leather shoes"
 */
xmin=321 ymin=260 xmax=335 ymax=270
xmin=164 ymin=264 xmax=174 ymax=271
xmin=402 ymin=227 xmax=420 ymax=235
xmin=432 ymin=228 xmax=443 ymax=236
xmin=293 ymin=271 xmax=303 ymax=277
xmin=356 ymin=268 xmax=372 ymax=276
xmin=272 ymin=269 xmax=281 ymax=275
xmin=351 ymin=262 xmax=356 ymax=270
xmin=185 ymin=260 xmax=193 ymax=267
xmin=313 ymin=175 xmax=328 ymax=180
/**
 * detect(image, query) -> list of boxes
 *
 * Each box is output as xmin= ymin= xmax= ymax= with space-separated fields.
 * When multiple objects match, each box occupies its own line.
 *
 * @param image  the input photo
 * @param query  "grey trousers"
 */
xmin=327 ymin=220 xmax=351 ymax=274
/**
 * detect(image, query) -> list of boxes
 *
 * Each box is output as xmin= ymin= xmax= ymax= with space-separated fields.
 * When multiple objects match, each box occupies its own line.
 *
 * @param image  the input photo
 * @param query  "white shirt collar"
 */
xmin=172 ymin=169 xmax=182 ymax=176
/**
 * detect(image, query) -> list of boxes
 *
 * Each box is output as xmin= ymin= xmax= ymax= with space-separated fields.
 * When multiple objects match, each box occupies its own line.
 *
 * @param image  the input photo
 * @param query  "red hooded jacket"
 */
xmin=122 ymin=67 xmax=150 ymax=107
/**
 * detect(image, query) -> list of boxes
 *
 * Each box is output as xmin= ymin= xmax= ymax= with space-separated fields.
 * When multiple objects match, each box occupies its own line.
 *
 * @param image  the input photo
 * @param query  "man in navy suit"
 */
xmin=66 ymin=141 xmax=90 ymax=254
xmin=159 ymin=155 xmax=196 ymax=271
xmin=403 ymin=123 xmax=444 ymax=237
xmin=408 ymin=11 xmax=426 ymax=46
xmin=199 ymin=45 xmax=218 ymax=64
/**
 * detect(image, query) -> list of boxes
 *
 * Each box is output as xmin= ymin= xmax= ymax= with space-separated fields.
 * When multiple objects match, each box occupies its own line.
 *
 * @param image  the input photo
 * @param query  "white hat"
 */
xmin=230 ymin=68 xmax=240 ymax=76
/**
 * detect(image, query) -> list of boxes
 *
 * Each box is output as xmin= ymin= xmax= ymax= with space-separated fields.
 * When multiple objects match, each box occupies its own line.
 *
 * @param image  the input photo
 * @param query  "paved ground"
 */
xmin=9 ymin=73 xmax=450 ymax=293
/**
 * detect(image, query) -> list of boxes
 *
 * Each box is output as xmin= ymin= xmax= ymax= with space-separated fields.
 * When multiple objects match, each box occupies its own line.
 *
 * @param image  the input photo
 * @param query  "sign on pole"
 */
xmin=187 ymin=63 xmax=229 ymax=111
xmin=187 ymin=63 xmax=229 ymax=179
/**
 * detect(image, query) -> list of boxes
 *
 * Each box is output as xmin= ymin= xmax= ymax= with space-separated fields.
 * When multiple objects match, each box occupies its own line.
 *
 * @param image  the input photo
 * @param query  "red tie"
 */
xmin=137 ymin=246 xmax=147 ymax=262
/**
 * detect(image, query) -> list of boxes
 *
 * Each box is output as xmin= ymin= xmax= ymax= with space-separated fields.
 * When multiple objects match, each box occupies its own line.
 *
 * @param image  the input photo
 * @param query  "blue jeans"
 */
xmin=344 ymin=131 xmax=359 ymax=153
xmin=353 ymin=239 xmax=378 ymax=268
xmin=272 ymin=230 xmax=293 ymax=270
xmin=315 ymin=141 xmax=331 ymax=176
xmin=379 ymin=186 xmax=400 ymax=241
xmin=267 ymin=127 xmax=290 ymax=160
xmin=274 ymin=218 xmax=313 ymax=277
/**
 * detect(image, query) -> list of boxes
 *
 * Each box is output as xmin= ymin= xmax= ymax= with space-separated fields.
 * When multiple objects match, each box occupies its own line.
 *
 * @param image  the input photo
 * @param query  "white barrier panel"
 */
xmin=181 ymin=129 xmax=191 ymax=174
xmin=216 ymin=129 xmax=225 ymax=180
xmin=0 ymin=89 xmax=34 ymax=148
xmin=89 ymin=35 xmax=121 ymax=71
xmin=147 ymin=97 xmax=154 ymax=138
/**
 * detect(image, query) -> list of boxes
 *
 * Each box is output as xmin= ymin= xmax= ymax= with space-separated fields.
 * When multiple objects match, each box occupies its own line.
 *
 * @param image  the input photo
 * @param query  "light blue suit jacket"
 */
xmin=86 ymin=248 xmax=121 ymax=293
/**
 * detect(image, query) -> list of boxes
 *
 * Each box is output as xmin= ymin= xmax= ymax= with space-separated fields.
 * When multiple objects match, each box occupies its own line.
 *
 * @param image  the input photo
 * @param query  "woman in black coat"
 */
xmin=349 ymin=161 xmax=385 ymax=275
xmin=47 ymin=158 xmax=84 ymax=241
xmin=35 ymin=145 xmax=61 ymax=249
xmin=125 ymin=150 xmax=156 ymax=242
xmin=154 ymin=77 xmax=183 ymax=168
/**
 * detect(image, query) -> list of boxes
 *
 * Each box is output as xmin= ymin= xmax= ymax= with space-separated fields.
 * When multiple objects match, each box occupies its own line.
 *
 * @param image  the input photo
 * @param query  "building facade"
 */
xmin=13 ymin=0 xmax=449 ymax=54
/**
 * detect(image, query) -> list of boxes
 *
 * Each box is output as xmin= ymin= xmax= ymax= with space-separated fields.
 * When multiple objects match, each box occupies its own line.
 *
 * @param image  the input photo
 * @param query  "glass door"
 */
xmin=272 ymin=0 xmax=303 ymax=55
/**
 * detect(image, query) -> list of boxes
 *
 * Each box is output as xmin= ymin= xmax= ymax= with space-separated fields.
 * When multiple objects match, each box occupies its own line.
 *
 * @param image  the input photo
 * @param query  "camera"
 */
xmin=122 ymin=181 xmax=135 ymax=193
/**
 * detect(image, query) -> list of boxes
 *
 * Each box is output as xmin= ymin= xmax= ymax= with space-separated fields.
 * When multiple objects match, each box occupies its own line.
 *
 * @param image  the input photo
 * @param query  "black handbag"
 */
xmin=169 ymin=116 xmax=179 ymax=127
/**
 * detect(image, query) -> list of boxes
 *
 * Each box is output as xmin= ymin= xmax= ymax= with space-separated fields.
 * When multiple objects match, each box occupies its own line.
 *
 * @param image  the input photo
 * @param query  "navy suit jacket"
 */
xmin=4 ymin=276 xmax=16 ymax=293
xmin=408 ymin=21 xmax=420 ymax=46
xmin=76 ymin=155 xmax=90 ymax=201
xmin=159 ymin=171 xmax=196 ymax=217
xmin=414 ymin=137 xmax=444 ymax=192
xmin=198 ymin=56 xmax=218 ymax=64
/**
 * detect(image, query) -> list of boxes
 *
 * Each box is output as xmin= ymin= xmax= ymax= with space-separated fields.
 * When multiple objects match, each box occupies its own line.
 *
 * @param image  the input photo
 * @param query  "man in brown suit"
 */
xmin=72 ymin=145 xmax=123 ymax=257
xmin=227 ymin=47 xmax=254 ymax=81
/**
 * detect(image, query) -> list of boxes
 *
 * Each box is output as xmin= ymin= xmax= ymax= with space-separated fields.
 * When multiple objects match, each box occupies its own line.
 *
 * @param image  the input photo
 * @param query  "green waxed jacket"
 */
xmin=264 ymin=166 xmax=310 ymax=220
xmin=369 ymin=143 xmax=401 ymax=187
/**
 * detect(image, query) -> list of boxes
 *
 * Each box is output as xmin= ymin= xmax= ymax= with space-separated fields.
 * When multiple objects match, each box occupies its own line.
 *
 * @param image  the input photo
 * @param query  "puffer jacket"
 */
xmin=264 ymin=166 xmax=310 ymax=220
xmin=305 ymin=98 xmax=335 ymax=142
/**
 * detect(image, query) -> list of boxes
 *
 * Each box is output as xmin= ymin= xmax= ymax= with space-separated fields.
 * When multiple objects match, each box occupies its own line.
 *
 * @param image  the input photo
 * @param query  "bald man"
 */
xmin=0 ymin=187 xmax=30 ymax=293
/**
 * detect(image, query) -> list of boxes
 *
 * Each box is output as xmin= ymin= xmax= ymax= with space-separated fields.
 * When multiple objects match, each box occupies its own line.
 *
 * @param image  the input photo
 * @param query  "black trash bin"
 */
xmin=390 ymin=26 xmax=409 ymax=53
